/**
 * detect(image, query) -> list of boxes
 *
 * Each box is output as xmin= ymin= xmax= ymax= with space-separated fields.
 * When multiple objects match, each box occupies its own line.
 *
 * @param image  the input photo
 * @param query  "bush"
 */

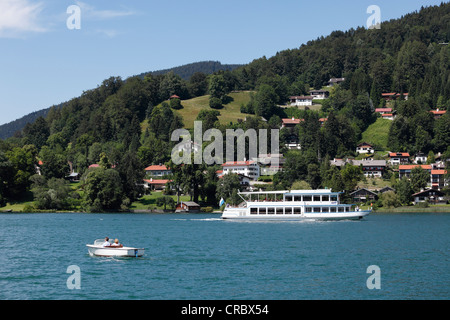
xmin=209 ymin=97 xmax=223 ymax=109
xmin=170 ymin=98 xmax=183 ymax=110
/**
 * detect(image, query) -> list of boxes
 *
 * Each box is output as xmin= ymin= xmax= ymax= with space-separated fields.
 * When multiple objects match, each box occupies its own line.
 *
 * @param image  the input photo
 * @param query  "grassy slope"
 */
xmin=360 ymin=118 xmax=392 ymax=150
xmin=174 ymin=91 xmax=254 ymax=128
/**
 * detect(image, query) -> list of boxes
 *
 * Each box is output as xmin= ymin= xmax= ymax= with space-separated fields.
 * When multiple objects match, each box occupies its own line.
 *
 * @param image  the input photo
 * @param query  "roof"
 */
xmin=399 ymin=165 xmax=432 ymax=170
xmin=382 ymin=92 xmax=409 ymax=97
xmin=357 ymin=142 xmax=373 ymax=147
xmin=144 ymin=179 xmax=171 ymax=184
xmin=180 ymin=201 xmax=200 ymax=207
xmin=282 ymin=118 xmax=303 ymax=124
xmin=431 ymin=170 xmax=447 ymax=175
xmin=89 ymin=164 xmax=100 ymax=168
xmin=412 ymin=189 xmax=445 ymax=197
xmin=145 ymin=165 xmax=169 ymax=171
xmin=430 ymin=110 xmax=446 ymax=115
xmin=329 ymin=78 xmax=345 ymax=82
xmin=289 ymin=96 xmax=313 ymax=100
xmin=375 ymin=108 xmax=392 ymax=112
xmin=170 ymin=95 xmax=180 ymax=99
xmin=222 ymin=161 xmax=256 ymax=167
xmin=350 ymin=188 xmax=378 ymax=196
xmin=389 ymin=152 xmax=410 ymax=157
xmin=382 ymin=113 xmax=394 ymax=117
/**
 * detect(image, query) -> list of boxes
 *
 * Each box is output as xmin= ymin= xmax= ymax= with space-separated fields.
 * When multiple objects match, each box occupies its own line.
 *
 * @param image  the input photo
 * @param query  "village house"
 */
xmin=388 ymin=152 xmax=410 ymax=165
xmin=414 ymin=152 xmax=428 ymax=164
xmin=356 ymin=142 xmax=374 ymax=154
xmin=175 ymin=201 xmax=201 ymax=213
xmin=330 ymin=158 xmax=387 ymax=177
xmin=375 ymin=108 xmax=393 ymax=115
xmin=289 ymin=96 xmax=313 ymax=106
xmin=431 ymin=169 xmax=448 ymax=190
xmin=309 ymin=90 xmax=329 ymax=99
xmin=381 ymin=92 xmax=409 ymax=101
xmin=281 ymin=118 xmax=303 ymax=128
xmin=328 ymin=78 xmax=345 ymax=86
xmin=221 ymin=160 xmax=260 ymax=181
xmin=254 ymin=153 xmax=285 ymax=176
xmin=349 ymin=188 xmax=378 ymax=203
xmin=143 ymin=178 xmax=172 ymax=191
xmin=430 ymin=109 xmax=446 ymax=119
xmin=398 ymin=164 xmax=432 ymax=179
xmin=381 ymin=113 xmax=395 ymax=120
xmin=412 ymin=189 xmax=446 ymax=205
xmin=145 ymin=164 xmax=172 ymax=177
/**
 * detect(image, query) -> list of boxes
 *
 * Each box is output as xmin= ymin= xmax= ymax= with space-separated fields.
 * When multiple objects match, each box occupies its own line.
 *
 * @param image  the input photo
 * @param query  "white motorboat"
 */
xmin=86 ymin=239 xmax=145 ymax=257
xmin=221 ymin=189 xmax=371 ymax=221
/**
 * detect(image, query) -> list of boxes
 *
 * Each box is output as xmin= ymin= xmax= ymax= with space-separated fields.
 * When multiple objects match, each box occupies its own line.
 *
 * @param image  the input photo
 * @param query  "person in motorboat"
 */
xmin=111 ymin=239 xmax=123 ymax=248
xmin=102 ymin=237 xmax=111 ymax=247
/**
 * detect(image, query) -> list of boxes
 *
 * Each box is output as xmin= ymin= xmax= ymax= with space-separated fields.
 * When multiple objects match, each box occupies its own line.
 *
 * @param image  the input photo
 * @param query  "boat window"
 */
xmin=285 ymin=207 xmax=292 ymax=214
xmin=259 ymin=208 xmax=266 ymax=215
xmin=303 ymin=195 xmax=312 ymax=201
xmin=276 ymin=208 xmax=283 ymax=214
xmin=294 ymin=207 xmax=302 ymax=214
xmin=338 ymin=207 xmax=344 ymax=212
xmin=305 ymin=207 xmax=312 ymax=213
xmin=285 ymin=195 xmax=292 ymax=201
xmin=268 ymin=207 xmax=275 ymax=214
xmin=294 ymin=195 xmax=302 ymax=201
xmin=330 ymin=207 xmax=336 ymax=213
xmin=322 ymin=207 xmax=329 ymax=213
xmin=250 ymin=208 xmax=258 ymax=215
xmin=331 ymin=196 xmax=338 ymax=202
xmin=313 ymin=207 xmax=321 ymax=213
xmin=313 ymin=195 xmax=321 ymax=202
xmin=322 ymin=195 xmax=329 ymax=201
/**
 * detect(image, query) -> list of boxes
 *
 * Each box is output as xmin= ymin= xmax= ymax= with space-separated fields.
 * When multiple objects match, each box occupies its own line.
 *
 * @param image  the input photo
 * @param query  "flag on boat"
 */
xmin=219 ymin=198 xmax=225 ymax=207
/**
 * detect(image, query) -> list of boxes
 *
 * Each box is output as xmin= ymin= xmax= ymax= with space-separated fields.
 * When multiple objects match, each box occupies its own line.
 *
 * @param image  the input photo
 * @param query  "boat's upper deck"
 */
xmin=239 ymin=189 xmax=342 ymax=204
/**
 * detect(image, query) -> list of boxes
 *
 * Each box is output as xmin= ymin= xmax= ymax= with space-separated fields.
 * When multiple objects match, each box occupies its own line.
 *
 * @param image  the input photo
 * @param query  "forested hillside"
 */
xmin=1 ymin=3 xmax=449 ymax=211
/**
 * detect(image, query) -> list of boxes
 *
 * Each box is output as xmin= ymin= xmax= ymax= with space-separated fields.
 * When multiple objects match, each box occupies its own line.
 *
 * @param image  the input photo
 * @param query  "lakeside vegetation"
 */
xmin=1 ymin=3 xmax=450 ymax=213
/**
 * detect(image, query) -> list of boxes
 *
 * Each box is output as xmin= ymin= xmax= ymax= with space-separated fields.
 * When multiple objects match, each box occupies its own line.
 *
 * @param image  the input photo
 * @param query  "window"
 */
xmin=276 ymin=208 xmax=283 ymax=215
xmin=331 ymin=196 xmax=337 ymax=202
xmin=305 ymin=207 xmax=312 ymax=213
xmin=251 ymin=208 xmax=258 ymax=215
xmin=294 ymin=195 xmax=302 ymax=201
xmin=268 ymin=208 xmax=275 ymax=214
xmin=322 ymin=207 xmax=329 ymax=213
xmin=313 ymin=207 xmax=321 ymax=213
xmin=259 ymin=208 xmax=266 ymax=215
xmin=294 ymin=207 xmax=302 ymax=214
xmin=322 ymin=195 xmax=329 ymax=201
xmin=285 ymin=195 xmax=292 ymax=201
xmin=330 ymin=207 xmax=336 ymax=213
xmin=303 ymin=195 xmax=312 ymax=201
xmin=338 ymin=207 xmax=344 ymax=212
xmin=285 ymin=207 xmax=292 ymax=214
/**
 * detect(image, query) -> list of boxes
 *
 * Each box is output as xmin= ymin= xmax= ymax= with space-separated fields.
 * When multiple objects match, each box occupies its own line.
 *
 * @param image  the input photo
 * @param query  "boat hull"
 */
xmin=221 ymin=210 xmax=371 ymax=221
xmin=86 ymin=245 xmax=145 ymax=257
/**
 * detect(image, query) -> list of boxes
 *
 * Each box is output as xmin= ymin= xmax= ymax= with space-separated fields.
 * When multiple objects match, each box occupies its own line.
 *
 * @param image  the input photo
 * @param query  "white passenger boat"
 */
xmin=221 ymin=189 xmax=371 ymax=221
xmin=86 ymin=239 xmax=145 ymax=257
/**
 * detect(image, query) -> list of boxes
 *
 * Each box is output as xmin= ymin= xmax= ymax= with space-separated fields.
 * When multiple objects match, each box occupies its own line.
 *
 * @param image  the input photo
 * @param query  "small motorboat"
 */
xmin=86 ymin=239 xmax=145 ymax=257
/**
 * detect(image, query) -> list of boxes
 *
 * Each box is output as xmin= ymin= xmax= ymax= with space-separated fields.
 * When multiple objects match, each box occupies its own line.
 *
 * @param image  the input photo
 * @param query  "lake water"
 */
xmin=0 ymin=212 xmax=448 ymax=300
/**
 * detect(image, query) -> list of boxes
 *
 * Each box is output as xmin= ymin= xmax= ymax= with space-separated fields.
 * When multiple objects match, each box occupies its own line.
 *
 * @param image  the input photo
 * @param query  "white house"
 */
xmin=221 ymin=160 xmax=260 ymax=180
xmin=145 ymin=165 xmax=172 ymax=177
xmin=388 ymin=152 xmax=410 ymax=165
xmin=412 ymin=189 xmax=446 ymax=205
xmin=356 ymin=142 xmax=374 ymax=154
xmin=309 ymin=90 xmax=329 ymax=99
xmin=289 ymin=96 xmax=313 ymax=106
xmin=414 ymin=152 xmax=428 ymax=164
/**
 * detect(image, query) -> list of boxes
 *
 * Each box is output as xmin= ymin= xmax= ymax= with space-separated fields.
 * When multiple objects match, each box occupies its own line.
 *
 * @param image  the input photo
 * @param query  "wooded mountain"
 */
xmin=0 ymin=61 xmax=241 ymax=140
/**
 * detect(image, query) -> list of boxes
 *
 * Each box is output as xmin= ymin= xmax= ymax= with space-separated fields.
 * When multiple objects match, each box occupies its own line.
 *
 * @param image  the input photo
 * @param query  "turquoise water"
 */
xmin=0 ymin=212 xmax=448 ymax=300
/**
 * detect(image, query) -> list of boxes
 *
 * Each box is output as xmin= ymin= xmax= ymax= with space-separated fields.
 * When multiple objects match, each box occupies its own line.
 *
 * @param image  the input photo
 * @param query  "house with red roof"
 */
xmin=356 ymin=142 xmax=374 ymax=154
xmin=221 ymin=160 xmax=260 ymax=180
xmin=388 ymin=152 xmax=410 ymax=165
xmin=381 ymin=93 xmax=409 ymax=101
xmin=145 ymin=164 xmax=172 ymax=177
xmin=143 ymin=178 xmax=172 ymax=191
xmin=431 ymin=169 xmax=448 ymax=190
xmin=430 ymin=109 xmax=446 ymax=119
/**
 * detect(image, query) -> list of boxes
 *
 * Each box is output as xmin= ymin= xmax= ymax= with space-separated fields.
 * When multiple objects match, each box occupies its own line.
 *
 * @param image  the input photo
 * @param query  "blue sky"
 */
xmin=0 ymin=0 xmax=446 ymax=125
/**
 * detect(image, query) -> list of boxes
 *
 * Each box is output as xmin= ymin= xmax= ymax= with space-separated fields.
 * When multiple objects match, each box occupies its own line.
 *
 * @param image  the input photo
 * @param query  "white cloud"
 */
xmin=0 ymin=0 xmax=46 ymax=38
xmin=75 ymin=1 xmax=135 ymax=20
